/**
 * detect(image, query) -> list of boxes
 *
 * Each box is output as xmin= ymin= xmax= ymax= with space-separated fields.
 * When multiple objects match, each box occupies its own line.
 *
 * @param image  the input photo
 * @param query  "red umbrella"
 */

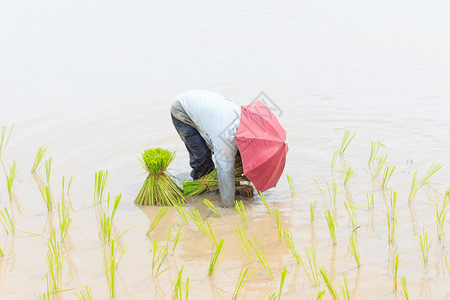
xmin=235 ymin=100 xmax=289 ymax=192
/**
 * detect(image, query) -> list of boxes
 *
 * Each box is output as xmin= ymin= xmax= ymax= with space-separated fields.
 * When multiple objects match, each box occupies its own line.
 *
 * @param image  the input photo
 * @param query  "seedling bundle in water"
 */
xmin=135 ymin=148 xmax=184 ymax=206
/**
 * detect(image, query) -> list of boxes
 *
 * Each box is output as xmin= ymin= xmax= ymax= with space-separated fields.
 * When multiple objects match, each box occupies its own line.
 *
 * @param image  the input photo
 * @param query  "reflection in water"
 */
xmin=419 ymin=266 xmax=431 ymax=299
xmin=408 ymin=202 xmax=418 ymax=237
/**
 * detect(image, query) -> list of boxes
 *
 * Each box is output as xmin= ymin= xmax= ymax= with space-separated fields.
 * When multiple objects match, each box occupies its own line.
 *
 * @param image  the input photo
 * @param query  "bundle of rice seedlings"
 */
xmin=134 ymin=148 xmax=184 ymax=206
xmin=183 ymin=156 xmax=254 ymax=197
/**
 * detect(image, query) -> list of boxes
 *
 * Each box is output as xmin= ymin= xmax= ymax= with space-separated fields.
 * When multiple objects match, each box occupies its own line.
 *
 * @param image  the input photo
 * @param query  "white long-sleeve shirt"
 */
xmin=171 ymin=90 xmax=240 ymax=207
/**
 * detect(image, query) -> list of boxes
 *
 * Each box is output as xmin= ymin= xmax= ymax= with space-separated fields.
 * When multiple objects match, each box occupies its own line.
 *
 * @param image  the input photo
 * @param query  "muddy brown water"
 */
xmin=1 ymin=0 xmax=450 ymax=299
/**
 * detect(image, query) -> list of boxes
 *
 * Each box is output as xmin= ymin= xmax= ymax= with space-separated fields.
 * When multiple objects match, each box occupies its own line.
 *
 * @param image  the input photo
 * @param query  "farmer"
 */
xmin=171 ymin=90 xmax=240 ymax=208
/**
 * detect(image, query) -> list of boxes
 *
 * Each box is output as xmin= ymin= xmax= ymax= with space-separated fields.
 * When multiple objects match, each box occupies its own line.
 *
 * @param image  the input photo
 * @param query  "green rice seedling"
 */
xmin=278 ymin=267 xmax=287 ymax=299
xmin=375 ymin=154 xmax=388 ymax=177
xmin=188 ymin=208 xmax=208 ymax=236
xmin=368 ymin=141 xmax=384 ymax=164
xmin=343 ymin=167 xmax=355 ymax=185
xmin=0 ymin=242 xmax=4 ymax=256
xmin=45 ymin=157 xmax=52 ymax=184
xmin=31 ymin=147 xmax=47 ymax=172
xmin=317 ymin=289 xmax=326 ymax=300
xmin=0 ymin=207 xmax=15 ymax=234
xmin=400 ymin=276 xmax=409 ymax=300
xmin=287 ymin=174 xmax=295 ymax=196
xmin=100 ymin=193 xmax=121 ymax=242
xmin=366 ymin=192 xmax=374 ymax=210
xmin=309 ymin=201 xmax=317 ymax=222
xmin=348 ymin=232 xmax=360 ymax=268
xmin=6 ymin=159 xmax=19 ymax=201
xmin=275 ymin=210 xmax=283 ymax=242
xmin=283 ymin=230 xmax=301 ymax=264
xmin=235 ymin=200 xmax=248 ymax=228
xmin=205 ymin=219 xmax=219 ymax=246
xmin=344 ymin=201 xmax=357 ymax=230
xmin=303 ymin=246 xmax=320 ymax=286
xmin=381 ymin=165 xmax=395 ymax=188
xmin=171 ymin=227 xmax=184 ymax=255
xmin=75 ymin=286 xmax=93 ymax=300
xmin=0 ymin=124 xmax=14 ymax=155
xmin=146 ymin=206 xmax=168 ymax=235
xmin=386 ymin=210 xmax=397 ymax=243
xmin=325 ymin=209 xmax=337 ymax=245
xmin=94 ymin=170 xmax=108 ymax=204
xmin=419 ymin=162 xmax=443 ymax=186
xmin=340 ymin=274 xmax=350 ymax=300
xmin=208 ymin=239 xmax=225 ymax=276
xmin=392 ymin=250 xmax=399 ymax=291
xmin=233 ymin=226 xmax=253 ymax=264
xmin=174 ymin=203 xmax=190 ymax=225
xmin=61 ymin=175 xmax=73 ymax=195
xmin=389 ymin=190 xmax=398 ymax=216
xmin=203 ymin=198 xmax=220 ymax=216
xmin=249 ymin=237 xmax=273 ymax=279
xmin=436 ymin=194 xmax=449 ymax=240
xmin=39 ymin=185 xmax=53 ymax=211
xmin=173 ymin=265 xmax=190 ymax=300
xmin=232 ymin=267 xmax=255 ymax=300
xmin=331 ymin=150 xmax=338 ymax=170
xmin=319 ymin=267 xmax=339 ymax=300
xmin=259 ymin=193 xmax=271 ymax=213
xmin=58 ymin=197 xmax=72 ymax=242
xmin=151 ymin=240 xmax=169 ymax=277
xmin=339 ymin=129 xmax=355 ymax=154
xmin=313 ymin=179 xmax=326 ymax=201
xmin=418 ymin=228 xmax=431 ymax=264
xmin=408 ymin=172 xmax=419 ymax=203
xmin=103 ymin=240 xmax=126 ymax=298
xmin=46 ymin=232 xmax=63 ymax=294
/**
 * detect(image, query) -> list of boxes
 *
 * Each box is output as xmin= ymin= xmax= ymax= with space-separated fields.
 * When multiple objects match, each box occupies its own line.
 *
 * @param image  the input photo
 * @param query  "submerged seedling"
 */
xmin=6 ymin=159 xmax=19 ymax=201
xmin=232 ymin=267 xmax=255 ymax=300
xmin=309 ymin=201 xmax=317 ymax=222
xmin=46 ymin=232 xmax=63 ymax=294
xmin=287 ymin=174 xmax=295 ymax=196
xmin=146 ymin=206 xmax=168 ymax=235
xmin=418 ymin=228 xmax=431 ymax=264
xmin=94 ymin=170 xmax=109 ymax=204
xmin=325 ymin=209 xmax=337 ymax=245
xmin=103 ymin=239 xmax=126 ymax=298
xmin=233 ymin=226 xmax=253 ymax=264
xmin=99 ymin=193 xmax=121 ymax=242
xmin=235 ymin=201 xmax=248 ymax=228
xmin=58 ymin=197 xmax=72 ymax=242
xmin=366 ymin=192 xmax=374 ymax=210
xmin=208 ymin=239 xmax=225 ymax=276
xmin=0 ymin=207 xmax=15 ymax=234
xmin=392 ymin=250 xmax=399 ymax=291
xmin=339 ymin=129 xmax=356 ymax=154
xmin=39 ymin=185 xmax=53 ymax=211
xmin=203 ymin=199 xmax=220 ymax=216
xmin=348 ymin=231 xmax=360 ymax=268
xmin=249 ymin=237 xmax=273 ymax=279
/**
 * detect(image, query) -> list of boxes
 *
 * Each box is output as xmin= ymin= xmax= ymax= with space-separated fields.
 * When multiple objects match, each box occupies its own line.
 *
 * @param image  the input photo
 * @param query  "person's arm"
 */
xmin=213 ymin=140 xmax=238 ymax=208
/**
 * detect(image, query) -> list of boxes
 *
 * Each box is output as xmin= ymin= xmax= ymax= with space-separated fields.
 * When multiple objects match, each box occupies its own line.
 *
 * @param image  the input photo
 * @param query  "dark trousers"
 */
xmin=171 ymin=114 xmax=215 ymax=179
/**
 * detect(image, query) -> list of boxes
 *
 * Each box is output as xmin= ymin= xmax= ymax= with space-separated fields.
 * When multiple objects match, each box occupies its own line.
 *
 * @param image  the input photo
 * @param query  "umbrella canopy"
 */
xmin=235 ymin=100 xmax=288 ymax=192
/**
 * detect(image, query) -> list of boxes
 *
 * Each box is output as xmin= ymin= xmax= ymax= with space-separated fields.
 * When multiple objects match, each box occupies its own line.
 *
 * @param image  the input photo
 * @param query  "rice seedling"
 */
xmin=366 ymin=192 xmax=374 ymax=210
xmin=328 ymin=182 xmax=338 ymax=203
xmin=368 ymin=140 xmax=384 ymax=164
xmin=408 ymin=172 xmax=419 ymax=203
xmin=171 ymin=227 xmax=184 ymax=255
xmin=173 ymin=265 xmax=190 ymax=300
xmin=340 ymin=274 xmax=350 ymax=300
xmin=275 ymin=210 xmax=283 ymax=242
xmin=419 ymin=162 xmax=443 ymax=186
xmin=287 ymin=174 xmax=295 ymax=196
xmin=418 ymin=228 xmax=431 ymax=264
xmin=325 ymin=209 xmax=337 ymax=245
xmin=233 ymin=226 xmax=253 ymax=264
xmin=348 ymin=231 xmax=360 ymax=268
xmin=278 ymin=267 xmax=287 ymax=299
xmin=94 ymin=170 xmax=108 ymax=204
xmin=205 ymin=219 xmax=219 ymax=246
xmin=99 ymin=193 xmax=121 ymax=242
xmin=0 ymin=124 xmax=14 ymax=155
xmin=46 ymin=232 xmax=63 ymax=294
xmin=151 ymin=240 xmax=169 ymax=277
xmin=0 ymin=207 xmax=15 ymax=234
xmin=380 ymin=165 xmax=395 ymax=188
xmin=436 ymin=193 xmax=449 ymax=240
xmin=39 ymin=185 xmax=53 ymax=211
xmin=319 ymin=267 xmax=339 ymax=300
xmin=103 ymin=239 xmax=126 ymax=298
xmin=343 ymin=167 xmax=355 ymax=185
xmin=331 ymin=150 xmax=338 ymax=170
xmin=202 ymin=198 xmax=220 ymax=216
xmin=249 ymin=237 xmax=273 ymax=279
xmin=45 ymin=157 xmax=52 ymax=184
xmin=6 ymin=159 xmax=19 ymax=201
xmin=392 ymin=250 xmax=399 ymax=291
xmin=344 ymin=201 xmax=357 ymax=231
xmin=75 ymin=286 xmax=93 ymax=300
xmin=309 ymin=200 xmax=317 ymax=222
xmin=339 ymin=129 xmax=356 ymax=154
xmin=375 ymin=154 xmax=388 ymax=177
xmin=58 ymin=197 xmax=72 ymax=242
xmin=232 ymin=267 xmax=255 ymax=300
xmin=174 ymin=203 xmax=190 ymax=225
xmin=303 ymin=246 xmax=320 ymax=286
xmin=188 ymin=208 xmax=208 ymax=236
xmin=386 ymin=210 xmax=397 ymax=243
xmin=283 ymin=230 xmax=301 ymax=264
xmin=146 ymin=206 xmax=168 ymax=235
xmin=235 ymin=200 xmax=248 ymax=228
xmin=400 ymin=276 xmax=409 ymax=300
xmin=259 ymin=193 xmax=271 ymax=213
xmin=61 ymin=175 xmax=73 ymax=195
xmin=208 ymin=239 xmax=225 ymax=276
xmin=31 ymin=147 xmax=47 ymax=172
xmin=0 ymin=243 xmax=4 ymax=257
xmin=317 ymin=289 xmax=326 ymax=300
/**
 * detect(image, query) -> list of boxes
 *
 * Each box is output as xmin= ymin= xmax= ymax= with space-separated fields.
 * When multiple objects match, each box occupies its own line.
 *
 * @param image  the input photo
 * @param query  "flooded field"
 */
xmin=1 ymin=0 xmax=450 ymax=299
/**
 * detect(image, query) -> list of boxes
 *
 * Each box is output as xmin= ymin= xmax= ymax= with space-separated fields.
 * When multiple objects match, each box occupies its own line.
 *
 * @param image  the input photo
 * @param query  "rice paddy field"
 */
xmin=1 ymin=0 xmax=450 ymax=299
